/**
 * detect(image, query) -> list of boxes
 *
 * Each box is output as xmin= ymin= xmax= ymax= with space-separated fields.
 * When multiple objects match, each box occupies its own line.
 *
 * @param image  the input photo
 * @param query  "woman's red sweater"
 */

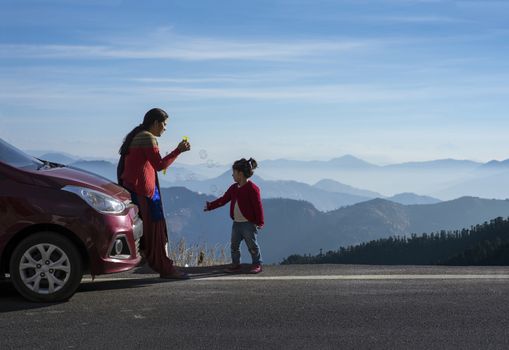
xmin=121 ymin=131 xmax=181 ymax=198
xmin=206 ymin=181 xmax=264 ymax=227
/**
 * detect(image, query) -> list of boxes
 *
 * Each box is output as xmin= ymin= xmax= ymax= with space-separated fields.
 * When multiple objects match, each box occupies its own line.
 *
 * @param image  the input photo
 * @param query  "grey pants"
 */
xmin=231 ymin=222 xmax=262 ymax=265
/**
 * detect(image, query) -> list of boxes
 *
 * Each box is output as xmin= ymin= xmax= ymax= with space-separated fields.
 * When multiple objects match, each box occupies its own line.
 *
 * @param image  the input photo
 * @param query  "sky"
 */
xmin=1 ymin=0 xmax=508 ymax=165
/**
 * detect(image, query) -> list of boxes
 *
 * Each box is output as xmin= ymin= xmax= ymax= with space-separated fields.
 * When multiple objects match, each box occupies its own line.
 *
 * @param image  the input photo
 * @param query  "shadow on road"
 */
xmin=181 ymin=264 xmax=233 ymax=278
xmin=0 ymin=265 xmax=232 ymax=312
xmin=78 ymin=276 xmax=171 ymax=292
xmin=79 ymin=264 xmax=234 ymax=293
xmin=132 ymin=263 xmax=241 ymax=279
xmin=0 ymin=280 xmax=65 ymax=312
xmin=132 ymin=263 xmax=231 ymax=278
xmin=0 ymin=277 xmax=177 ymax=312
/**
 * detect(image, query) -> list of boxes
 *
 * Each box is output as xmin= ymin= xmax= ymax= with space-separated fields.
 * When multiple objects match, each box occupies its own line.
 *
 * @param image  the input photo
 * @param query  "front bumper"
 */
xmin=89 ymin=210 xmax=144 ymax=275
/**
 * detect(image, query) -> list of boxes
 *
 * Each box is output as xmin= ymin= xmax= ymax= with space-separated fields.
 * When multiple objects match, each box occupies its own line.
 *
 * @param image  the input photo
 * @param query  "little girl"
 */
xmin=204 ymin=158 xmax=264 ymax=274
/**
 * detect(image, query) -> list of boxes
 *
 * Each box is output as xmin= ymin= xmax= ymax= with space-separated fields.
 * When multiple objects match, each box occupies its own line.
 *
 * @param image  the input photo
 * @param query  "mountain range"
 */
xmin=32 ymin=151 xmax=509 ymax=205
xmin=257 ymin=155 xmax=509 ymax=200
xmin=50 ymin=158 xmax=202 ymax=187
xmin=160 ymin=187 xmax=509 ymax=263
xmin=23 ymin=150 xmax=509 ymax=263
xmin=38 ymin=153 xmax=441 ymax=210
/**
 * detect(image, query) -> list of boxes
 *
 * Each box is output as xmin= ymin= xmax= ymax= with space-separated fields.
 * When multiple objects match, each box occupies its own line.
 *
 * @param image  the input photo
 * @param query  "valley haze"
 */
xmin=33 ymin=150 xmax=509 ymax=202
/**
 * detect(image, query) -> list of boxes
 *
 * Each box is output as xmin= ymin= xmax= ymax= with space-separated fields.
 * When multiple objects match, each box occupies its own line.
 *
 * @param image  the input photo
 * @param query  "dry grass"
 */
xmin=167 ymin=237 xmax=229 ymax=267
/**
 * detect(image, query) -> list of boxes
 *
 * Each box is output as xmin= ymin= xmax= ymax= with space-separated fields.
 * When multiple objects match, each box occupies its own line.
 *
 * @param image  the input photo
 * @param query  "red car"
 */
xmin=0 ymin=138 xmax=143 ymax=302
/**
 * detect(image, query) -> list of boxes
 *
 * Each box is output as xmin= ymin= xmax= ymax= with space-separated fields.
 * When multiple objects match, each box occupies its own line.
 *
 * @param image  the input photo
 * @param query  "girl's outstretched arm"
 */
xmin=204 ymin=184 xmax=234 ymax=211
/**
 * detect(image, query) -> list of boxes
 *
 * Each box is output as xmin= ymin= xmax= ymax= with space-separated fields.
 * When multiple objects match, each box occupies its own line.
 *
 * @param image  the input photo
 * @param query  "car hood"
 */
xmin=32 ymin=166 xmax=131 ymax=202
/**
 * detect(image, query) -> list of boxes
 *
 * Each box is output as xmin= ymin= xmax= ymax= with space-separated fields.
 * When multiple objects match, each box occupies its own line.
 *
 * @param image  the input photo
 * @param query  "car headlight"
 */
xmin=62 ymin=185 xmax=126 ymax=214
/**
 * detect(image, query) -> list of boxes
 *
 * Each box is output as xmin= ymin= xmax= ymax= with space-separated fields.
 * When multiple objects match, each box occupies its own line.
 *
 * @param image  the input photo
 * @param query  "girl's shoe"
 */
xmin=224 ymin=264 xmax=242 ymax=274
xmin=249 ymin=264 xmax=263 ymax=274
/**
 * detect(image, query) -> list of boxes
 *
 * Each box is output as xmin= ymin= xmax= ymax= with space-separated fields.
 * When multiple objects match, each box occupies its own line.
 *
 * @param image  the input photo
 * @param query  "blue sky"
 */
xmin=1 ymin=0 xmax=508 ymax=165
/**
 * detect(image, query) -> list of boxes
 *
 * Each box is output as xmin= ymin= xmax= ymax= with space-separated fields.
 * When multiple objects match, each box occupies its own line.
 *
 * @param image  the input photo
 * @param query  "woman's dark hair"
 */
xmin=119 ymin=108 xmax=168 ymax=156
xmin=117 ymin=108 xmax=169 ymax=185
xmin=232 ymin=158 xmax=258 ymax=178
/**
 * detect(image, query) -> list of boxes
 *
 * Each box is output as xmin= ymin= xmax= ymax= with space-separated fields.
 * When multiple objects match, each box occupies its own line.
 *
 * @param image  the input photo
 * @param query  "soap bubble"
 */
xmin=199 ymin=149 xmax=208 ymax=160
xmin=210 ymin=185 xmax=218 ymax=194
xmin=206 ymin=159 xmax=215 ymax=168
xmin=185 ymin=173 xmax=197 ymax=181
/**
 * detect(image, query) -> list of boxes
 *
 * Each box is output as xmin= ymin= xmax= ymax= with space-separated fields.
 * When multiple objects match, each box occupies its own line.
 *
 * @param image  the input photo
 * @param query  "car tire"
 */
xmin=9 ymin=232 xmax=83 ymax=302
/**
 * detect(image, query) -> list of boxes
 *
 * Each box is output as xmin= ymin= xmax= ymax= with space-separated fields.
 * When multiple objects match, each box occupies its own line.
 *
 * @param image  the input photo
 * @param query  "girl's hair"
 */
xmin=118 ymin=108 xmax=169 ymax=156
xmin=117 ymin=108 xmax=168 ymax=185
xmin=232 ymin=158 xmax=258 ymax=178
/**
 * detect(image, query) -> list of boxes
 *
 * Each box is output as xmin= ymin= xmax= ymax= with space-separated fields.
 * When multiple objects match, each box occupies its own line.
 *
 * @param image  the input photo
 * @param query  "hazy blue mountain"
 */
xmin=39 ymin=152 xmax=78 ymax=165
xmin=404 ymin=197 xmax=509 ymax=233
xmin=383 ymin=159 xmax=481 ymax=171
xmin=313 ymin=179 xmax=382 ymax=198
xmin=158 ymin=165 xmax=207 ymax=182
xmin=28 ymin=150 xmax=114 ymax=163
xmin=435 ymin=170 xmax=509 ymax=200
xmin=70 ymin=160 xmax=118 ymax=181
xmin=29 ymin=151 xmax=207 ymax=182
xmin=329 ymin=155 xmax=379 ymax=169
xmin=26 ymin=150 xmax=77 ymax=159
xmin=256 ymin=156 xmax=489 ymax=196
xmin=172 ymin=161 xmax=229 ymax=179
xmin=161 ymin=187 xmax=231 ymax=246
xmin=170 ymin=170 xmax=233 ymax=195
xmin=160 ymin=188 xmax=509 ymax=263
xmin=260 ymin=155 xmax=379 ymax=170
xmin=24 ymin=150 xmax=509 ymax=202
xmin=282 ymin=216 xmax=509 ymax=266
xmin=169 ymin=171 xmax=372 ymax=211
xmin=387 ymin=193 xmax=441 ymax=205
xmin=269 ymin=196 xmax=509 ymax=262
xmin=66 ymin=160 xmax=194 ymax=187
xmin=260 ymin=156 xmax=481 ymax=173
xmin=478 ymin=159 xmax=509 ymax=170
xmin=161 ymin=188 xmax=325 ymax=263
xmin=254 ymin=178 xmax=371 ymax=211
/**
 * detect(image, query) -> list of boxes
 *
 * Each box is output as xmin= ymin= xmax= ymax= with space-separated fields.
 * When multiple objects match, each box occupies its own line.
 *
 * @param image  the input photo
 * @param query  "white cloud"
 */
xmin=0 ymin=35 xmax=367 ymax=62
xmin=131 ymin=79 xmax=509 ymax=103
xmin=366 ymin=15 xmax=471 ymax=23
xmin=2 ymin=78 xmax=508 ymax=106
xmin=128 ymin=70 xmax=336 ymax=85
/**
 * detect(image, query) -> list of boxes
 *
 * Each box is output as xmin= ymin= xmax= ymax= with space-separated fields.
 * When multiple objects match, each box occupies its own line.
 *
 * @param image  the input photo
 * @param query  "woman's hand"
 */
xmin=177 ymin=140 xmax=191 ymax=153
xmin=203 ymin=202 xmax=210 ymax=212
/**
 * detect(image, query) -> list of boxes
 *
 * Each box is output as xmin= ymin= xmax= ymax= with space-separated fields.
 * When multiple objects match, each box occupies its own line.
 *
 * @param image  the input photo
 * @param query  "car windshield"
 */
xmin=0 ymin=138 xmax=44 ymax=170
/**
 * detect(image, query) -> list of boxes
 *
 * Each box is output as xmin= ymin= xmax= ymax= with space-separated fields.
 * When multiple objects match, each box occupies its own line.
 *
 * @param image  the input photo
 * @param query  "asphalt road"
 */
xmin=2 ymin=264 xmax=509 ymax=350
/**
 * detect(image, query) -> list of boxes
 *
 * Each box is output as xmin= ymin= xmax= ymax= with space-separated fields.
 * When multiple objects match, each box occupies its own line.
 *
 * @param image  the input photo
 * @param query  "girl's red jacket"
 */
xmin=207 ymin=181 xmax=264 ymax=227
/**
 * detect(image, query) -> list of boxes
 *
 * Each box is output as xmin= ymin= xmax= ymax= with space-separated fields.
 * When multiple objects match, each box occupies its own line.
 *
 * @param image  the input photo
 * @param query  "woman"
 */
xmin=118 ymin=108 xmax=190 ymax=279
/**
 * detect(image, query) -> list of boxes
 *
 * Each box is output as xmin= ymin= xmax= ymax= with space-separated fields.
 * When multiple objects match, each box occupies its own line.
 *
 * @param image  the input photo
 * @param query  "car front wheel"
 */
xmin=9 ymin=232 xmax=83 ymax=302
